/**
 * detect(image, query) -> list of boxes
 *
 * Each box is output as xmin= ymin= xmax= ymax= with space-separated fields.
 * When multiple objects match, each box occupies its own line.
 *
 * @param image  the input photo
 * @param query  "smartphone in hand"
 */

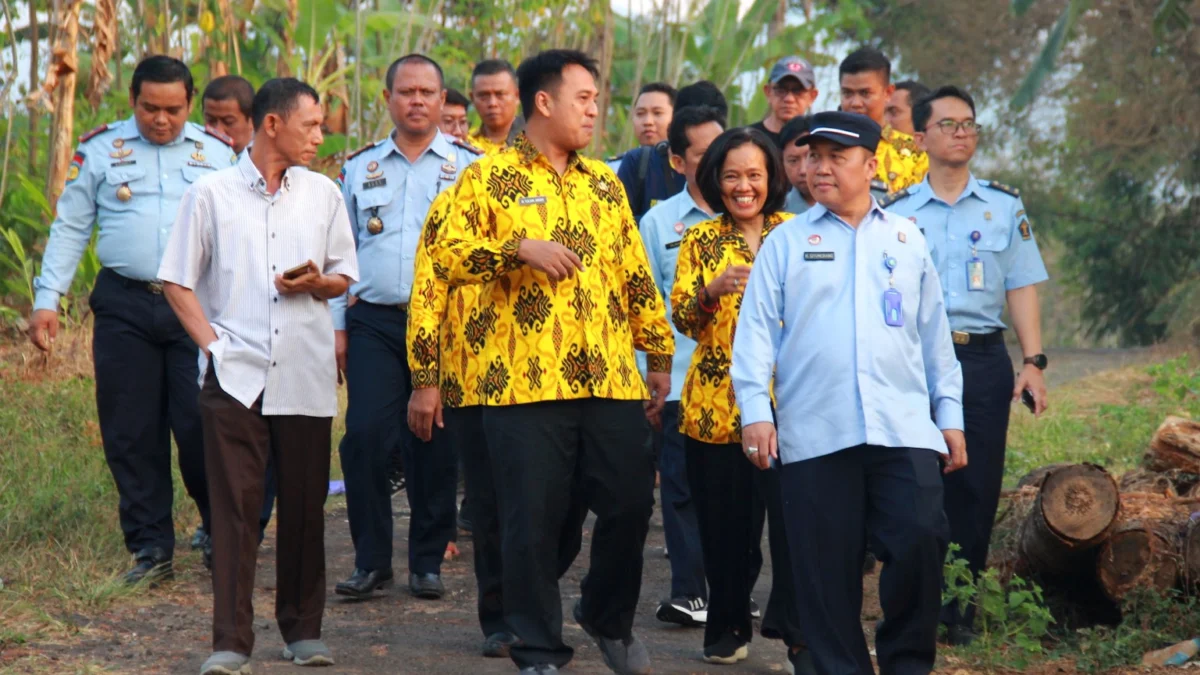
xmin=282 ymin=261 xmax=312 ymax=280
xmin=1021 ymin=389 xmax=1036 ymax=413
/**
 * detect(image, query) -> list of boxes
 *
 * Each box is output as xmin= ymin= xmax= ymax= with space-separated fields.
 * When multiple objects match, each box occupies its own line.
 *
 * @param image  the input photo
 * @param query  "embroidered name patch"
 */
xmin=519 ymin=196 xmax=547 ymax=206
xmin=362 ymin=178 xmax=387 ymax=190
xmin=665 ymin=241 xmax=681 ymax=250
xmin=804 ymin=252 xmax=835 ymax=261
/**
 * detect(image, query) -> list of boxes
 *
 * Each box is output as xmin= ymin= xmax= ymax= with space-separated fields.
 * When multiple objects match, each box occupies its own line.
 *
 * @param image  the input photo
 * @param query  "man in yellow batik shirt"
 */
xmin=468 ymin=59 xmax=523 ymax=155
xmin=839 ymin=46 xmax=928 ymax=195
xmin=429 ymin=50 xmax=673 ymax=675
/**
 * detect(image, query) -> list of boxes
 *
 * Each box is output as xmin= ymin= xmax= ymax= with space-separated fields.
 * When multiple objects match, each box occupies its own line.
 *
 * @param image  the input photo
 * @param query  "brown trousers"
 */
xmin=199 ymin=364 xmax=331 ymax=654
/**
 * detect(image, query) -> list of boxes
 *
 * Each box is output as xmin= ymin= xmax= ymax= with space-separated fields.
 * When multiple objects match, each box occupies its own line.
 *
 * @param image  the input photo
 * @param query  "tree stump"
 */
xmin=1096 ymin=493 xmax=1187 ymax=601
xmin=1019 ymin=464 xmax=1120 ymax=578
xmin=1145 ymin=416 xmax=1200 ymax=473
xmin=1119 ymin=469 xmax=1178 ymax=497
xmin=1017 ymin=463 xmax=1071 ymax=489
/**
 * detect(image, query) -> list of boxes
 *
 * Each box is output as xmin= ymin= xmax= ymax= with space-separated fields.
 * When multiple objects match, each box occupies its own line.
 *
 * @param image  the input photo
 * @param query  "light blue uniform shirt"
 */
xmin=731 ymin=203 xmax=964 ymax=464
xmin=783 ymin=187 xmax=811 ymax=215
xmin=331 ymin=131 xmax=481 ymax=329
xmin=637 ymin=186 xmax=714 ymax=401
xmin=883 ymin=175 xmax=1049 ymax=334
xmin=33 ymin=118 xmax=236 ymax=311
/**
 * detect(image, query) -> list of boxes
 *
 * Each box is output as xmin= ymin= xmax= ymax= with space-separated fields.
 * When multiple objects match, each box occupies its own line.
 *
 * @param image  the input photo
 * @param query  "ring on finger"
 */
xmin=746 ymin=446 xmax=759 ymax=456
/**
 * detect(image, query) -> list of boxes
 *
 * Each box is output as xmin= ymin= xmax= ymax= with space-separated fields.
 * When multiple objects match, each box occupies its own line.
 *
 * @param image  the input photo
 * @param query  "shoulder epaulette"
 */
xmin=985 ymin=180 xmax=1020 ymax=198
xmin=879 ymin=188 xmax=911 ymax=209
xmin=202 ymin=124 xmax=234 ymax=147
xmin=346 ymin=143 xmax=375 ymax=161
xmin=451 ymin=138 xmax=484 ymax=156
xmin=78 ymin=123 xmax=109 ymax=143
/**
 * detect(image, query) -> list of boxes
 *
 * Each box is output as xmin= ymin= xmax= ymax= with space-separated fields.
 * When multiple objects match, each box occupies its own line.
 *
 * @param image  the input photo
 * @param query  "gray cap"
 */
xmin=768 ymin=56 xmax=816 ymax=88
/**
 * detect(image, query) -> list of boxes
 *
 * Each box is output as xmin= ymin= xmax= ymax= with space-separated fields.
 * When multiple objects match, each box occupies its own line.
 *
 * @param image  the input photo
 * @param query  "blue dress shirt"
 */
xmin=731 ymin=203 xmax=964 ymax=464
xmin=331 ymin=131 xmax=481 ymax=329
xmin=783 ymin=188 xmax=811 ymax=215
xmin=637 ymin=186 xmax=715 ymax=401
xmin=884 ymin=175 xmax=1049 ymax=333
xmin=33 ymin=118 xmax=236 ymax=311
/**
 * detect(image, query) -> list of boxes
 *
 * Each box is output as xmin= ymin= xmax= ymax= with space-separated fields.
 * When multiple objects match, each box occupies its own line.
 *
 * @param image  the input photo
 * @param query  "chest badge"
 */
xmin=195 ymin=140 xmax=204 ymax=150
xmin=807 ymin=234 xmax=821 ymax=246
xmin=366 ymin=207 xmax=384 ymax=235
xmin=116 ymin=184 xmax=133 ymax=202
xmin=366 ymin=160 xmax=379 ymax=173
xmin=110 ymin=147 xmax=132 ymax=160
xmin=112 ymin=138 xmax=125 ymax=149
xmin=441 ymin=162 xmax=456 ymax=175
xmin=897 ymin=231 xmax=907 ymax=244
xmin=984 ymin=211 xmax=992 ymax=221
xmin=674 ymin=222 xmax=685 ymax=234
xmin=191 ymin=151 xmax=206 ymax=163
xmin=365 ymin=161 xmax=384 ymax=181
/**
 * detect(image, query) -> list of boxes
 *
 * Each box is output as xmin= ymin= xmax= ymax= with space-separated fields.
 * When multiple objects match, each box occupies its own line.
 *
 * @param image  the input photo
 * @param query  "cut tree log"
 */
xmin=1096 ymin=492 xmax=1188 ymax=601
xmin=1019 ymin=464 xmax=1120 ymax=579
xmin=1119 ymin=469 xmax=1178 ymax=497
xmin=1018 ymin=463 xmax=1071 ymax=489
xmin=1145 ymin=416 xmax=1200 ymax=473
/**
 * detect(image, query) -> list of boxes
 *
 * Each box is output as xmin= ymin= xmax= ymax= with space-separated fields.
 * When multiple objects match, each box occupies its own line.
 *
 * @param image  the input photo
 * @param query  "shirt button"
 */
xmin=949 ymin=235 xmax=957 ymax=241
xmin=273 ymin=297 xmax=278 ymax=303
xmin=272 ymin=361 xmax=277 ymax=366
xmin=274 ymin=329 xmax=279 ymax=335
xmin=163 ymin=173 xmax=169 ymax=179
xmin=272 ymin=265 xmax=276 ymax=271
xmin=951 ymin=292 xmax=959 ymax=298
xmin=271 ymin=233 xmax=276 ymax=238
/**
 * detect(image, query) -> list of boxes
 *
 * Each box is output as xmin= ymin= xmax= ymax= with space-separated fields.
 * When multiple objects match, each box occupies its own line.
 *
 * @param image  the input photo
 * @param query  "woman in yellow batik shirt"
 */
xmin=670 ymin=127 xmax=812 ymax=674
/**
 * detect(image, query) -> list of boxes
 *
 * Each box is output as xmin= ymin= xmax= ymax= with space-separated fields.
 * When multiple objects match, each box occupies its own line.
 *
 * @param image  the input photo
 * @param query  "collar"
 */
xmin=511 ymin=133 xmax=590 ymax=175
xmin=910 ymin=172 xmax=989 ymax=208
xmin=674 ymin=185 xmax=713 ymax=220
xmin=808 ymin=199 xmax=887 ymax=230
xmin=238 ymin=152 xmax=296 ymax=193
xmin=384 ymin=130 xmax=455 ymax=162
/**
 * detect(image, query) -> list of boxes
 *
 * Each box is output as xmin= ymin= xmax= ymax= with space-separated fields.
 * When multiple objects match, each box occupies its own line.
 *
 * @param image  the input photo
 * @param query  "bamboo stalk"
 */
xmin=0 ymin=0 xmax=19 ymax=209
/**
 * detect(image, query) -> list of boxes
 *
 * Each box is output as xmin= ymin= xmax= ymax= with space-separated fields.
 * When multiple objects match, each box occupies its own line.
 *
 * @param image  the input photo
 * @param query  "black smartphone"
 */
xmin=1021 ymin=389 xmax=1036 ymax=413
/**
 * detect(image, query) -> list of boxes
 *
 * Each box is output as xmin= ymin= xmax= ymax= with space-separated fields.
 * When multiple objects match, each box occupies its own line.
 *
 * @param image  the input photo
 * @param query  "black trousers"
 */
xmin=941 ymin=342 xmax=1014 ymax=628
xmin=90 ymin=269 xmax=208 ymax=554
xmin=781 ymin=446 xmax=948 ymax=675
xmin=658 ymin=403 xmax=706 ymax=600
xmin=339 ymin=301 xmax=457 ymax=574
xmin=451 ymin=405 xmax=589 ymax=638
xmin=484 ymin=399 xmax=655 ymax=669
xmin=756 ymin=464 xmax=804 ymax=648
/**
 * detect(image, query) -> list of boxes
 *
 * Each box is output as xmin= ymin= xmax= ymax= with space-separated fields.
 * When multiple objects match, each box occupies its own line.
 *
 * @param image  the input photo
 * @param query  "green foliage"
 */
xmin=1071 ymin=589 xmax=1200 ymax=672
xmin=943 ymin=544 xmax=1055 ymax=669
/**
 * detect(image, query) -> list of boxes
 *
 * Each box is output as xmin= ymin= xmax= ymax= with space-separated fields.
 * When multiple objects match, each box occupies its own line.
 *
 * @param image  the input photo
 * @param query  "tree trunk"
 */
xmin=1096 ymin=492 xmax=1187 ymax=601
xmin=85 ymin=0 xmax=117 ymax=108
xmin=1017 ymin=463 xmax=1071 ymax=489
xmin=278 ymin=0 xmax=297 ymax=77
xmin=1018 ymin=463 xmax=1120 ymax=578
xmin=590 ymin=0 xmax=614 ymax=157
xmin=27 ymin=0 xmax=40 ymax=175
xmin=45 ymin=0 xmax=82 ymax=208
xmin=1145 ymin=416 xmax=1200 ymax=473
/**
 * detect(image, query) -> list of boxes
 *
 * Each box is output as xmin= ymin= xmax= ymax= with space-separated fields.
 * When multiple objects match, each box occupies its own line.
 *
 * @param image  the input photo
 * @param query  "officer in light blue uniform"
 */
xmin=28 ymin=56 xmax=236 ymax=585
xmin=881 ymin=85 xmax=1049 ymax=645
xmin=330 ymin=53 xmax=482 ymax=604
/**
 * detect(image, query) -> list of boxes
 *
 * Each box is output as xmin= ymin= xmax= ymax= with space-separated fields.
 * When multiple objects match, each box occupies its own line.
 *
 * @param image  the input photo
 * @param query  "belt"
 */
xmin=106 ymin=269 xmax=164 ymax=294
xmin=951 ymin=330 xmax=1004 ymax=347
xmin=357 ymin=299 xmax=409 ymax=312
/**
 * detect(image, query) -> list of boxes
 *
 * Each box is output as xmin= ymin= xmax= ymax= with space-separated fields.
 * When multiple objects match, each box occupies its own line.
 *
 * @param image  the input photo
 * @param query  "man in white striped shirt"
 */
xmin=159 ymin=78 xmax=359 ymax=675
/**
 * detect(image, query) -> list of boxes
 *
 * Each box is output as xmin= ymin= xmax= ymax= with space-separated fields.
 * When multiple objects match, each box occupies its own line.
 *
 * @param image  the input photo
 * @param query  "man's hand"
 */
xmin=335 ymin=330 xmax=348 ymax=385
xmin=274 ymin=260 xmax=327 ymax=296
xmin=517 ymin=239 xmax=584 ymax=281
xmin=645 ymin=372 xmax=670 ymax=421
xmin=27 ymin=309 xmax=59 ymax=353
xmin=941 ymin=429 xmax=967 ymax=474
xmin=1013 ymin=364 xmax=1048 ymax=416
xmin=742 ymin=421 xmax=777 ymax=471
xmin=407 ymin=387 xmax=444 ymax=442
xmin=706 ymin=264 xmax=752 ymax=299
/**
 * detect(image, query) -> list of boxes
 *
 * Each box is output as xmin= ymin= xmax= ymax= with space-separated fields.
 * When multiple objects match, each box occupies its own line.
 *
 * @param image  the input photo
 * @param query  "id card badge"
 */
xmin=883 ymin=288 xmax=904 ymax=327
xmin=967 ymin=257 xmax=986 ymax=291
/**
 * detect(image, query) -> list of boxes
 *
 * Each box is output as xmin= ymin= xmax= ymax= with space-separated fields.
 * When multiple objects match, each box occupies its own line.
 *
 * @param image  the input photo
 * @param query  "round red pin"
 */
xmin=674 ymin=222 xmax=685 ymax=234
xmin=808 ymin=234 xmax=821 ymax=245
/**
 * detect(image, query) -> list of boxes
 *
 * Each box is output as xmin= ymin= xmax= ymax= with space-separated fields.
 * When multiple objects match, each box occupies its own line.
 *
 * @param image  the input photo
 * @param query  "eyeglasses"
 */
xmin=930 ymin=119 xmax=982 ymax=135
xmin=772 ymin=85 xmax=809 ymax=99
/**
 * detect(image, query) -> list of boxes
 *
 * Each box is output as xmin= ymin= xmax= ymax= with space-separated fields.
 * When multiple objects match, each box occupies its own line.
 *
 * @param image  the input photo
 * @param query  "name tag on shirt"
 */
xmin=362 ymin=178 xmax=387 ymax=190
xmin=804 ymin=252 xmax=835 ymax=261
xmin=665 ymin=241 xmax=681 ymax=250
xmin=519 ymin=196 xmax=547 ymax=206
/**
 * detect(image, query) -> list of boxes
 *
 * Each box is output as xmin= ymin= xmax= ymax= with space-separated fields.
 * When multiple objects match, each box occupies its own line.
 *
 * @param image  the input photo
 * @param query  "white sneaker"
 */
xmin=655 ymin=595 xmax=708 ymax=626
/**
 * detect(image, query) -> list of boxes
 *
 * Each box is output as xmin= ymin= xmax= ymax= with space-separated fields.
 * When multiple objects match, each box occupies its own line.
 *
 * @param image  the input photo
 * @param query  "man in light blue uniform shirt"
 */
xmin=883 ymin=86 xmax=1049 ymax=646
xmin=331 ymin=54 xmax=481 ymax=603
xmin=638 ymin=104 xmax=724 ymax=627
xmin=733 ymin=112 xmax=965 ymax=675
xmin=27 ymin=56 xmax=236 ymax=586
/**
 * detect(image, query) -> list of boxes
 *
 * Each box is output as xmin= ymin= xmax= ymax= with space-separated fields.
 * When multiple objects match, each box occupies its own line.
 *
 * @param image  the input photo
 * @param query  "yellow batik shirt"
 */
xmin=876 ymin=125 xmax=928 ymax=194
xmin=407 ymin=190 xmax=487 ymax=408
xmin=429 ymin=133 xmax=675 ymax=406
xmin=670 ymin=212 xmax=789 ymax=445
xmin=468 ymin=127 xmax=508 ymax=156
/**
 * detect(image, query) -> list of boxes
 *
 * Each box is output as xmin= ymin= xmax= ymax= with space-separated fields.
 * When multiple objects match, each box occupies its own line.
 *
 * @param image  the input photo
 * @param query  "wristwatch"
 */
xmin=1023 ymin=354 xmax=1048 ymax=370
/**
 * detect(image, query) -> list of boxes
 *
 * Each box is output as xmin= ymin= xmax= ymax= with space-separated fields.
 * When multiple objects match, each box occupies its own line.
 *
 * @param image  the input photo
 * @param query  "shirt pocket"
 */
xmin=973 ymin=225 xmax=1011 ymax=292
xmin=182 ymin=164 xmax=218 ymax=183
xmin=353 ymin=185 xmax=397 ymax=237
xmin=100 ymin=166 xmax=148 ymax=212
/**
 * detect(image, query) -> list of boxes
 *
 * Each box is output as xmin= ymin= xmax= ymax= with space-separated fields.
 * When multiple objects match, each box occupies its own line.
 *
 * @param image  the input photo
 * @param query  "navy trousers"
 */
xmin=90 ymin=269 xmax=208 ymax=554
xmin=940 ymin=342 xmax=1014 ymax=628
xmin=782 ymin=446 xmax=949 ymax=675
xmin=339 ymin=301 xmax=457 ymax=574
xmin=657 ymin=402 xmax=707 ymax=600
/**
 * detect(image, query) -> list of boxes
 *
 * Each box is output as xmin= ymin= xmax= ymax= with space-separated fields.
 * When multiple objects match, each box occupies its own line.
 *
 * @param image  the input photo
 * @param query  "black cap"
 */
xmin=793 ymin=111 xmax=881 ymax=153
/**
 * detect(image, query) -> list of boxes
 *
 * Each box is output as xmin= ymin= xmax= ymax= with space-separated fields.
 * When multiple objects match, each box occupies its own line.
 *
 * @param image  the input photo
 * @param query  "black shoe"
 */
xmin=655 ymin=596 xmax=707 ymax=626
xmin=749 ymin=598 xmax=762 ymax=619
xmin=124 ymin=547 xmax=173 ymax=586
xmin=457 ymin=509 xmax=473 ymax=535
xmin=702 ymin=632 xmax=749 ymax=665
xmin=335 ymin=568 xmax=394 ymax=599
xmin=574 ymin=600 xmax=652 ymax=674
xmin=482 ymin=631 xmax=519 ymax=658
xmin=190 ymin=527 xmax=209 ymax=550
xmin=946 ymin=624 xmax=977 ymax=647
xmin=409 ymin=572 xmax=444 ymax=599
xmin=787 ymin=648 xmax=817 ymax=675
xmin=202 ymin=541 xmax=213 ymax=571
xmin=863 ymin=551 xmax=878 ymax=575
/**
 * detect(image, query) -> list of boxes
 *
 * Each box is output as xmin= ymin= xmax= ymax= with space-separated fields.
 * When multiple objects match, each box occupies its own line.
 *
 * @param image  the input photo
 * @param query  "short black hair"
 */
xmin=472 ymin=59 xmax=517 ymax=82
xmin=912 ymin=85 xmax=977 ymax=133
xmin=895 ymin=80 xmax=932 ymax=108
xmin=667 ymin=105 xmax=725 ymax=157
xmin=674 ymin=80 xmax=728 ymax=119
xmin=515 ymin=50 xmax=600 ymax=121
xmin=131 ymin=55 xmax=194 ymax=101
xmin=444 ymin=87 xmax=470 ymax=110
xmin=202 ymin=75 xmax=254 ymax=118
xmin=696 ymin=127 xmax=789 ymax=218
xmin=637 ymin=82 xmax=677 ymax=105
xmin=385 ymin=54 xmax=445 ymax=91
xmin=778 ymin=115 xmax=811 ymax=147
xmin=252 ymin=78 xmax=320 ymax=130
xmin=839 ymin=46 xmax=891 ymax=83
